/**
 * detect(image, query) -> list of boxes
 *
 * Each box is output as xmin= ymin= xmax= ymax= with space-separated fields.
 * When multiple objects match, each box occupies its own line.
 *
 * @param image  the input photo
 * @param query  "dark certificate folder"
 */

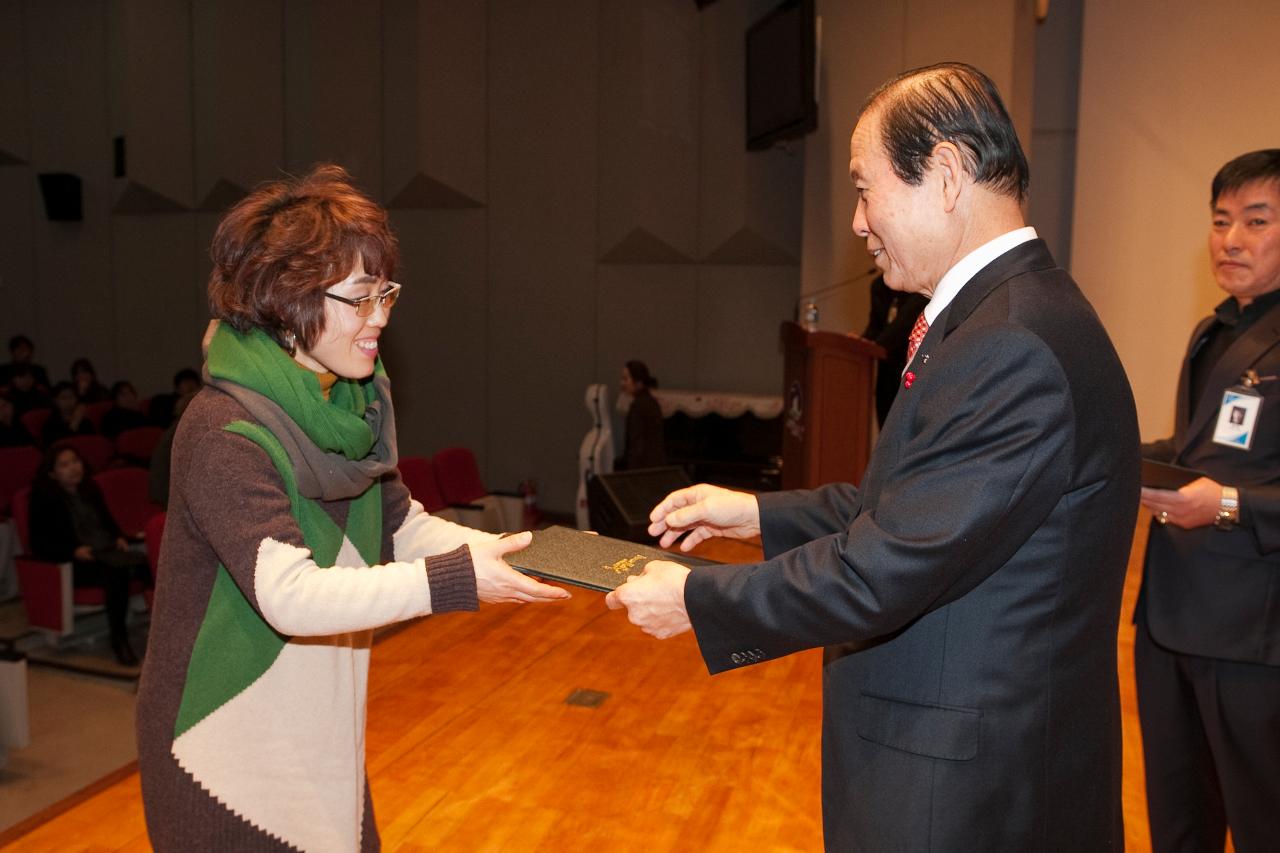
xmin=505 ymin=525 xmax=716 ymax=592
xmin=1141 ymin=458 xmax=1207 ymax=491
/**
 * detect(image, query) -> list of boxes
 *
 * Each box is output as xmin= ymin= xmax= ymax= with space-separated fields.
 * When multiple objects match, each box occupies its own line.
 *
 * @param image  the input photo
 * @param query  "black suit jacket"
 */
xmin=29 ymin=480 xmax=123 ymax=562
xmin=685 ymin=240 xmax=1139 ymax=852
xmin=1139 ymin=296 xmax=1280 ymax=665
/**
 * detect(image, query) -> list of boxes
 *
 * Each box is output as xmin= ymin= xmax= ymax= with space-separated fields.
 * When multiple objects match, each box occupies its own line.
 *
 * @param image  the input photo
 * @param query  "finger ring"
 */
xmin=1157 ymin=511 xmax=1168 ymax=526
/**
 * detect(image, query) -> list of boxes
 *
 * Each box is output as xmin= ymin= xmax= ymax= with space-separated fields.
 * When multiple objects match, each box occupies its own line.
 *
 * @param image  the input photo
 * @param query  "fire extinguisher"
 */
xmin=519 ymin=478 xmax=540 ymax=529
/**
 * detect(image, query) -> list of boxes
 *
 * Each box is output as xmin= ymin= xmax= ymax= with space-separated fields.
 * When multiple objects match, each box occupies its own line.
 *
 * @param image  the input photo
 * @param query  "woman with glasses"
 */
xmin=135 ymin=164 xmax=568 ymax=852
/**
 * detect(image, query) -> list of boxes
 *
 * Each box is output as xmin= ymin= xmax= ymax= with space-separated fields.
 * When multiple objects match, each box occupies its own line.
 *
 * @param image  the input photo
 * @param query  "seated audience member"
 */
xmin=70 ymin=357 xmax=109 ymax=403
xmin=29 ymin=442 xmax=152 ymax=665
xmin=0 ymin=334 xmax=51 ymax=390
xmin=41 ymin=381 xmax=98 ymax=446
xmin=5 ymin=364 xmax=49 ymax=416
xmin=0 ymin=394 xmax=33 ymax=447
xmin=101 ymin=380 xmax=150 ymax=439
xmin=148 ymin=367 xmax=201 ymax=427
xmin=616 ymin=360 xmax=665 ymax=470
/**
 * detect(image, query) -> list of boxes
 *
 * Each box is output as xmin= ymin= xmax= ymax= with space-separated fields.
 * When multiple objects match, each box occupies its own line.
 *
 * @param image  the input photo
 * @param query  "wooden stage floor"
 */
xmin=2 ymin=519 xmax=1191 ymax=852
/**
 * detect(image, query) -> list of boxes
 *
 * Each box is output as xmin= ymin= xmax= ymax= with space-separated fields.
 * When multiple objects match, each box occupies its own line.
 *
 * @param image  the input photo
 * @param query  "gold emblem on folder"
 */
xmin=603 ymin=555 xmax=647 ymax=575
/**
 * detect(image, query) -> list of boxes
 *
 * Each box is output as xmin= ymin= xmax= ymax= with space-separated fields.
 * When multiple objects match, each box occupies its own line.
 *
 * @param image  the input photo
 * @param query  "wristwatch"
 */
xmin=1214 ymin=486 xmax=1240 ymax=530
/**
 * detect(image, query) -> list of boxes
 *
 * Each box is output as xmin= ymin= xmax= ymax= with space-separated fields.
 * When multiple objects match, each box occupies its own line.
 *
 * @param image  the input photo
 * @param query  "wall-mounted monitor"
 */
xmin=745 ymin=0 xmax=818 ymax=151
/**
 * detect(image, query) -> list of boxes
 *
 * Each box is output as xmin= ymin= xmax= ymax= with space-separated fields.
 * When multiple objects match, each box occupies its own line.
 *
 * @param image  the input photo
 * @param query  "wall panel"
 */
xmin=383 ymin=0 xmax=487 ymax=208
xmin=25 ymin=0 xmax=116 ymax=381
xmin=192 ymin=0 xmax=285 ymax=207
xmin=595 ymin=266 xmax=700 ymax=392
xmin=110 ymin=216 xmax=205 ymax=394
xmin=0 ymin=2 xmax=30 ymax=164
xmin=109 ymin=0 xmax=194 ymax=210
xmin=284 ymin=0 xmax=383 ymax=195
xmin=1027 ymin=0 xmax=1082 ymax=267
xmin=695 ymin=266 xmax=795 ymax=394
xmin=698 ymin=0 xmax=802 ymax=266
xmin=0 ymin=168 xmax=38 ymax=345
xmin=385 ymin=209 xmax=488 ymax=457
xmin=596 ymin=0 xmax=699 ymax=263
xmin=0 ymin=3 xmax=36 ymax=341
xmin=486 ymin=0 xmax=599 ymax=509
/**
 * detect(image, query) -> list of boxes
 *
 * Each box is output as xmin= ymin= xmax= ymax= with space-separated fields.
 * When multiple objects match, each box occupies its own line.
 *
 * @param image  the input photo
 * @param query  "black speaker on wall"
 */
xmin=37 ymin=173 xmax=83 ymax=221
xmin=113 ymin=136 xmax=127 ymax=178
xmin=587 ymin=466 xmax=692 ymax=543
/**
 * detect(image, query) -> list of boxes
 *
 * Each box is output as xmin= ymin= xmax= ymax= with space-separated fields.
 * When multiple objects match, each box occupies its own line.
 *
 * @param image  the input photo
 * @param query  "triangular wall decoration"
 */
xmin=701 ymin=226 xmax=797 ymax=265
xmin=198 ymin=179 xmax=248 ymax=212
xmin=599 ymin=227 xmax=694 ymax=264
xmin=387 ymin=172 xmax=484 ymax=209
xmin=113 ymin=180 xmax=189 ymax=214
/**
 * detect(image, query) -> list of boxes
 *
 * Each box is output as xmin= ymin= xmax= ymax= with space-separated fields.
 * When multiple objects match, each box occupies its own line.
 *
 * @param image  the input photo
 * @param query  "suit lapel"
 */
xmin=911 ymin=239 xmax=1058 ymax=368
xmin=1173 ymin=317 xmax=1216 ymax=450
xmin=1181 ymin=299 xmax=1280 ymax=450
xmin=868 ymin=239 xmax=1058 ymax=506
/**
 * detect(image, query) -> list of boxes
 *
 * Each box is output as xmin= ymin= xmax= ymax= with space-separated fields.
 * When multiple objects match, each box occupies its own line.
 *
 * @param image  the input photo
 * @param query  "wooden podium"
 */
xmin=779 ymin=321 xmax=884 ymax=490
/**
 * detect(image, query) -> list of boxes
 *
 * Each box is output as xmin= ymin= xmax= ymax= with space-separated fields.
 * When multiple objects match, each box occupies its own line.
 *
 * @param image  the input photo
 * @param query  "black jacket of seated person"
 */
xmin=0 ymin=420 xmax=32 ymax=448
xmin=41 ymin=382 xmax=98 ymax=448
xmin=29 ymin=454 xmax=152 ymax=664
xmin=101 ymin=405 xmax=149 ymax=440
xmin=0 ymin=398 xmax=33 ymax=447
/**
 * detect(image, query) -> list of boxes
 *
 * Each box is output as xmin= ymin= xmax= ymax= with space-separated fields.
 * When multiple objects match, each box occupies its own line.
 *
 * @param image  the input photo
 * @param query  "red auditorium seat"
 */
xmin=11 ymin=485 xmax=152 ymax=639
xmin=95 ymin=467 xmax=160 ymax=539
xmin=144 ymin=510 xmax=166 ymax=575
xmin=0 ymin=445 xmax=39 ymax=519
xmin=82 ymin=400 xmax=113 ymax=431
xmin=432 ymin=447 xmax=489 ymax=506
xmin=20 ymin=408 xmax=50 ymax=438
xmin=430 ymin=447 xmax=522 ymax=533
xmin=396 ymin=456 xmax=447 ymax=513
xmin=60 ymin=434 xmax=114 ymax=473
xmin=12 ymin=487 xmax=105 ymax=638
xmin=115 ymin=425 xmax=164 ymax=464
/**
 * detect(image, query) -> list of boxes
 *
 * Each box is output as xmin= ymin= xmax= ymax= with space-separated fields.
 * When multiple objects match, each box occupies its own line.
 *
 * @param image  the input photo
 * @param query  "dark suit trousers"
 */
xmin=1135 ymin=622 xmax=1280 ymax=853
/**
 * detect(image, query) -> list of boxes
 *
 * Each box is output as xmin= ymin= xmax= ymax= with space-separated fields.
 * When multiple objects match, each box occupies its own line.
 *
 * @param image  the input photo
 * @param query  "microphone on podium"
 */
xmin=795 ymin=266 xmax=878 ymax=331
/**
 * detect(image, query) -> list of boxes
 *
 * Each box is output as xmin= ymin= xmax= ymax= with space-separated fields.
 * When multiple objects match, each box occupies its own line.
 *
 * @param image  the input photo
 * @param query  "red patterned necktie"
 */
xmin=905 ymin=312 xmax=929 ymax=365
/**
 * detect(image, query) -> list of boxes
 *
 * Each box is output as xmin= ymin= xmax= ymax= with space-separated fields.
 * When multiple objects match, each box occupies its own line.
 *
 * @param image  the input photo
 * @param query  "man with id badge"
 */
xmin=1137 ymin=149 xmax=1280 ymax=853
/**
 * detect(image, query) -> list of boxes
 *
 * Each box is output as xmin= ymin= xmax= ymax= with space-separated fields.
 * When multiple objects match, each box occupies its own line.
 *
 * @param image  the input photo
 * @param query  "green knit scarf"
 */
xmin=173 ymin=325 xmax=388 ymax=739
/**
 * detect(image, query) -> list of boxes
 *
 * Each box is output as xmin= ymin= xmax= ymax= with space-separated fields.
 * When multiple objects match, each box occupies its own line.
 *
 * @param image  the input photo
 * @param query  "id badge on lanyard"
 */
xmin=1212 ymin=369 xmax=1271 ymax=450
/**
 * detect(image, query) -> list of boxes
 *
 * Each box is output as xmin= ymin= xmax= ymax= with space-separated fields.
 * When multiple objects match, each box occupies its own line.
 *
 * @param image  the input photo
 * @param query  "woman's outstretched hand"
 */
xmin=470 ymin=532 xmax=571 ymax=604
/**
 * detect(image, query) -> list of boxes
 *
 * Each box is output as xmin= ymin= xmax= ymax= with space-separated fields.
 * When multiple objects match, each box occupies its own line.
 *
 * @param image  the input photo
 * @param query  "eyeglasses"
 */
xmin=324 ymin=282 xmax=402 ymax=317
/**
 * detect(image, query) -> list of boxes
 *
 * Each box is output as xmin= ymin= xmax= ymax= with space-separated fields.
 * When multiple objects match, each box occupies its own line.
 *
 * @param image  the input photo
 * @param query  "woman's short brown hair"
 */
xmin=208 ymin=164 xmax=398 ymax=351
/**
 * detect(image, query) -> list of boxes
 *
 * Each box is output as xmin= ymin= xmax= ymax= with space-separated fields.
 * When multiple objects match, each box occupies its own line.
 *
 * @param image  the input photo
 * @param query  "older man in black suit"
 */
xmin=1137 ymin=150 xmax=1280 ymax=853
xmin=606 ymin=62 xmax=1140 ymax=852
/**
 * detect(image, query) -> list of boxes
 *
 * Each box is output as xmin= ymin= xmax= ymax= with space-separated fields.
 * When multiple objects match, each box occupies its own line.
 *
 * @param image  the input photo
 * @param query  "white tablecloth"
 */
xmin=617 ymin=388 xmax=783 ymax=420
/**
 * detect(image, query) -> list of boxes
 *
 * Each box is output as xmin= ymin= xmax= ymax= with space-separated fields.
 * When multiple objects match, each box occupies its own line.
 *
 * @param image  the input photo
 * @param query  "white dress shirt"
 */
xmin=922 ymin=226 xmax=1039 ymax=326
